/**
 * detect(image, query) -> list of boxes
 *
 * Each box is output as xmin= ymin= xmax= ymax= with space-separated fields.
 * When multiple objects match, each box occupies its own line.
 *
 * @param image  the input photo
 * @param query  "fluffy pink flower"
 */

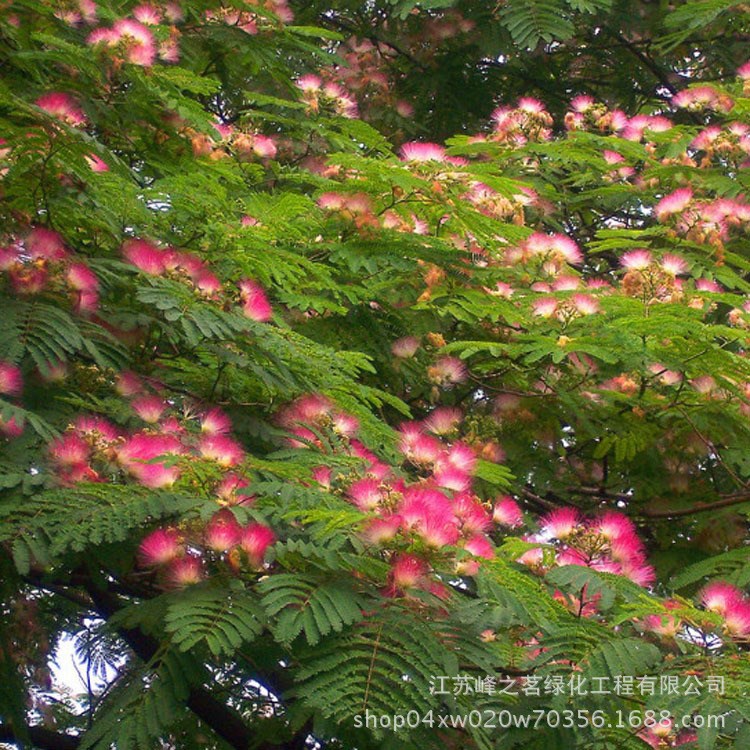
xmin=74 ymin=415 xmax=119 ymax=442
xmin=620 ymin=249 xmax=652 ymax=270
xmin=391 ymin=336 xmax=420 ymax=358
xmin=453 ymin=493 xmax=491 ymax=534
xmin=660 ymin=253 xmax=689 ymax=276
xmin=434 ymin=465 xmax=471 ymax=492
xmin=463 ymin=534 xmax=494 ymax=558
xmin=347 ymin=477 xmax=382 ymax=511
xmin=26 ymin=227 xmax=68 ymax=260
xmin=165 ymin=555 xmax=204 ymax=587
xmin=700 ymin=581 xmax=742 ymax=615
xmin=362 ymin=515 xmax=402 ymax=544
xmin=198 ymin=434 xmax=244 ymax=467
xmin=724 ymin=600 xmax=750 ymax=637
xmin=66 ymin=263 xmax=98 ymax=292
xmin=204 ymin=509 xmax=242 ymax=551
xmin=0 ymin=415 xmax=24 ymax=439
xmin=532 ymin=297 xmax=558 ymax=318
xmin=655 ymin=188 xmax=693 ymax=221
xmin=117 ymin=432 xmax=184 ymax=487
xmin=115 ymin=370 xmax=143 ymax=397
xmin=49 ymin=432 xmax=91 ymax=467
xmin=427 ymin=356 xmax=467 ymax=386
xmin=138 ymin=528 xmax=182 ymax=566
xmin=0 ymin=362 xmax=22 ymax=396
xmin=423 ymin=406 xmax=462 ymax=435
xmin=296 ymin=74 xmax=322 ymax=92
xmin=238 ymin=278 xmax=272 ymax=322
xmin=35 ymin=92 xmax=86 ymax=126
xmin=240 ymin=522 xmax=275 ymax=566
xmin=399 ymin=141 xmax=447 ymax=163
xmin=112 ymin=19 xmax=156 ymax=66
xmin=539 ymin=508 xmax=580 ymax=540
xmin=390 ymin=553 xmax=428 ymax=589
xmin=572 ymin=293 xmax=599 ymax=315
xmin=200 ymin=407 xmax=232 ymax=435
xmin=216 ymin=472 xmax=254 ymax=505
xmin=131 ymin=394 xmax=167 ymax=423
xmin=122 ymin=239 xmax=166 ymax=275
xmin=444 ymin=442 xmax=477 ymax=474
xmin=251 ymin=134 xmax=277 ymax=159
xmin=133 ymin=4 xmax=162 ymax=24
xmin=493 ymin=496 xmax=523 ymax=528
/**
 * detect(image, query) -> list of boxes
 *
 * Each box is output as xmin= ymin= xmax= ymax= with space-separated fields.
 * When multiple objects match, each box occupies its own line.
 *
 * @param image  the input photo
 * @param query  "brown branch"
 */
xmin=641 ymin=492 xmax=750 ymax=519
xmin=0 ymin=723 xmax=80 ymax=750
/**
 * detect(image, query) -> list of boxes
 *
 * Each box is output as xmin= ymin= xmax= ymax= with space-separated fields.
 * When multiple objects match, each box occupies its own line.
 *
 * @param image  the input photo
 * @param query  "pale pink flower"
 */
xmin=427 ymin=356 xmax=467 ymax=386
xmin=131 ymin=394 xmax=167 ymax=423
xmin=0 ymin=362 xmax=22 ymax=396
xmin=133 ymin=4 xmax=162 ymax=24
xmin=492 ymin=496 xmax=523 ymax=528
xmin=655 ymin=188 xmax=693 ymax=221
xmin=204 ymin=509 xmax=242 ymax=551
xmin=423 ymin=406 xmax=462 ymax=435
xmin=532 ymin=297 xmax=557 ymax=318
xmin=165 ymin=555 xmax=204 ymax=587
xmin=115 ymin=370 xmax=143 ymax=397
xmin=399 ymin=141 xmax=447 ymax=162
xmin=391 ymin=336 xmax=420 ymax=358
xmin=347 ymin=477 xmax=382 ymax=511
xmin=238 ymin=278 xmax=272 ymax=322
xmin=117 ymin=432 xmax=184 ymax=487
xmin=433 ymin=465 xmax=471 ymax=492
xmin=26 ymin=227 xmax=68 ymax=260
xmin=198 ymin=434 xmax=244 ymax=467
xmin=200 ymin=407 xmax=232 ymax=435
xmin=572 ymin=294 xmax=599 ymax=315
xmin=700 ymin=581 xmax=742 ymax=615
xmin=539 ymin=507 xmax=580 ymax=540
xmin=138 ymin=528 xmax=182 ymax=566
xmin=240 ymin=523 xmax=275 ymax=566
xmin=390 ymin=553 xmax=428 ymax=589
xmin=122 ymin=239 xmax=166 ymax=275
xmin=660 ymin=253 xmax=688 ymax=276
xmin=620 ymin=249 xmax=652 ymax=270
xmin=362 ymin=515 xmax=401 ymax=544
xmin=35 ymin=92 xmax=86 ymax=126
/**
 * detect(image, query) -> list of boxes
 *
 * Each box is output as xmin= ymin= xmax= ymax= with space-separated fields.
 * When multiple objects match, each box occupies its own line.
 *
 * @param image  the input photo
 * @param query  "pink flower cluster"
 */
xmin=0 ymin=226 xmax=99 ymax=314
xmin=278 ymin=395 xmax=527 ymax=596
xmin=138 ymin=512 xmax=275 ymax=588
xmin=519 ymin=509 xmax=655 ymax=590
xmin=121 ymin=238 xmax=272 ymax=322
xmin=488 ymin=98 xmax=553 ymax=146
xmin=564 ymin=95 xmax=672 ymax=141
xmin=699 ymin=581 xmax=750 ymax=638
xmin=295 ymin=75 xmax=359 ymax=119
xmin=0 ymin=361 xmax=24 ymax=438
xmin=504 ymin=232 xmax=583 ymax=272
xmin=672 ymin=86 xmax=733 ymax=113
xmin=35 ymin=93 xmax=86 ymax=127
xmin=87 ymin=19 xmax=160 ymax=66
xmin=48 ymin=376 xmax=251 ymax=490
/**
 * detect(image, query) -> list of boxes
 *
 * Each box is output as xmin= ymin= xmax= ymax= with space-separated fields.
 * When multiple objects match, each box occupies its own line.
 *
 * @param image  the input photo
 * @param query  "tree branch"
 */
xmin=0 ymin=723 xmax=80 ymax=750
